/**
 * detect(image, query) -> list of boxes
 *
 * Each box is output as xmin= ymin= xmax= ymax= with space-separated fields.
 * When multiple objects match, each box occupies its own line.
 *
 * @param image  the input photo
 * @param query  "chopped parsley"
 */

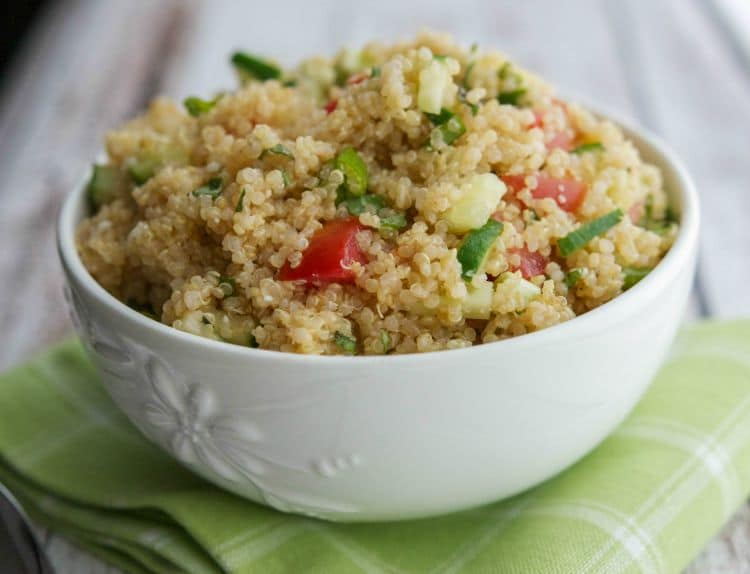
xmin=218 ymin=276 xmax=236 ymax=297
xmin=334 ymin=331 xmax=357 ymax=354
xmin=262 ymin=143 xmax=294 ymax=159
xmin=379 ymin=330 xmax=392 ymax=354
xmin=192 ymin=177 xmax=224 ymax=200
xmin=564 ymin=268 xmax=584 ymax=288
xmin=235 ymin=189 xmax=246 ymax=213
xmin=557 ymin=209 xmax=623 ymax=257
xmin=497 ymin=89 xmax=527 ymax=106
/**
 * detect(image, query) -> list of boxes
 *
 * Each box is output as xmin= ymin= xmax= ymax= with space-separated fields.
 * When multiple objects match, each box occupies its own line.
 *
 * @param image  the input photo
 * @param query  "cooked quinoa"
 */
xmin=76 ymin=32 xmax=678 ymax=355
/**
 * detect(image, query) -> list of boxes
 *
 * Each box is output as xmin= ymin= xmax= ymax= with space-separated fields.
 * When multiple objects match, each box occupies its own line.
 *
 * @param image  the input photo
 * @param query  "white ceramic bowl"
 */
xmin=57 ymin=110 xmax=699 ymax=522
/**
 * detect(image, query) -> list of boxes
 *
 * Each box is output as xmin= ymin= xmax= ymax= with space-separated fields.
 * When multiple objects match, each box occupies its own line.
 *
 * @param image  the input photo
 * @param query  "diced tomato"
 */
xmin=527 ymin=110 xmax=545 ymax=130
xmin=628 ymin=200 xmax=645 ymax=224
xmin=546 ymin=131 xmax=575 ymax=152
xmin=279 ymin=218 xmax=367 ymax=285
xmin=510 ymin=247 xmax=548 ymax=279
xmin=501 ymin=174 xmax=586 ymax=212
xmin=324 ymin=99 xmax=338 ymax=114
xmin=346 ymin=72 xmax=369 ymax=85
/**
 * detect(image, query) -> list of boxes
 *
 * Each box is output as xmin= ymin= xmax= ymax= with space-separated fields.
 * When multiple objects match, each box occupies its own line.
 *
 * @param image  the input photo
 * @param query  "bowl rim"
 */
xmin=57 ymin=102 xmax=700 ymax=364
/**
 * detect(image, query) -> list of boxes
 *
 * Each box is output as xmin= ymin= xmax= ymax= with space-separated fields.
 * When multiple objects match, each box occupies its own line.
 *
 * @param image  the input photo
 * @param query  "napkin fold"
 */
xmin=1 ymin=321 xmax=749 ymax=574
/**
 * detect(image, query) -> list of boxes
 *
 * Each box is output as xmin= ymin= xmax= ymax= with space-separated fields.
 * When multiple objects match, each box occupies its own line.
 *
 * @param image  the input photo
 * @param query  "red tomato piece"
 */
xmin=527 ymin=110 xmax=545 ymax=129
xmin=279 ymin=218 xmax=367 ymax=285
xmin=546 ymin=131 xmax=575 ymax=152
xmin=510 ymin=247 xmax=548 ymax=279
xmin=628 ymin=200 xmax=645 ymax=224
xmin=501 ymin=174 xmax=586 ymax=212
xmin=347 ymin=72 xmax=369 ymax=85
xmin=324 ymin=99 xmax=338 ymax=114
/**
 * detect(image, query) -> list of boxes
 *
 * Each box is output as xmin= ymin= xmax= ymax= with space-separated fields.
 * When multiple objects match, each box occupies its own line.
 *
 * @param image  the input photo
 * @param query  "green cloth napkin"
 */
xmin=1 ymin=321 xmax=749 ymax=574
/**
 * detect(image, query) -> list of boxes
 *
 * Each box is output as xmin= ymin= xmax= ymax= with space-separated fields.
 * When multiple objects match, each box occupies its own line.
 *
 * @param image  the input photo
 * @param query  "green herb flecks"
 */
xmin=192 ymin=177 xmax=224 ymax=200
xmin=235 ymin=189 xmax=246 ymax=213
xmin=281 ymin=170 xmax=291 ymax=187
xmin=425 ymin=108 xmax=454 ymax=126
xmin=128 ymin=158 xmax=160 ymax=185
xmin=261 ymin=143 xmax=294 ymax=159
xmin=379 ymin=330 xmax=392 ymax=354
xmin=218 ymin=276 xmax=236 ymax=297
xmin=334 ymin=331 xmax=357 ymax=354
xmin=571 ymin=142 xmax=604 ymax=155
xmin=622 ymin=266 xmax=652 ymax=290
xmin=371 ymin=66 xmax=381 ymax=78
xmin=557 ymin=209 xmax=623 ymax=257
xmin=433 ymin=54 xmax=449 ymax=62
xmin=335 ymin=147 xmax=368 ymax=196
xmin=564 ymin=268 xmax=584 ymax=288
xmin=230 ymin=52 xmax=281 ymax=81
xmin=378 ymin=212 xmax=408 ymax=230
xmin=457 ymin=220 xmax=504 ymax=280
xmin=639 ymin=195 xmax=678 ymax=236
xmin=497 ymin=89 xmax=527 ymax=107
xmin=183 ymin=96 xmax=218 ymax=117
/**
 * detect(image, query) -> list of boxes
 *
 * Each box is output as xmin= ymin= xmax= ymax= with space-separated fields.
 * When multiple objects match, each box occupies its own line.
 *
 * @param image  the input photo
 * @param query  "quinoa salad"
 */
xmin=76 ymin=32 xmax=678 ymax=356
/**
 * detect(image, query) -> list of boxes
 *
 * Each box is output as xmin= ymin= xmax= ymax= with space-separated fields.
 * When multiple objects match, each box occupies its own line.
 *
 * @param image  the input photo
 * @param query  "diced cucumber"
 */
xmin=445 ymin=173 xmax=507 ymax=233
xmin=498 ymin=272 xmax=541 ymax=309
xmin=418 ymin=60 xmax=455 ymax=114
xmin=462 ymin=279 xmax=494 ymax=319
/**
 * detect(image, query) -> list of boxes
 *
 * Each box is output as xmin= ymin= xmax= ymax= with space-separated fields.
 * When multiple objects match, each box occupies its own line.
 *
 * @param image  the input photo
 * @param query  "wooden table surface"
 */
xmin=1 ymin=0 xmax=748 ymax=571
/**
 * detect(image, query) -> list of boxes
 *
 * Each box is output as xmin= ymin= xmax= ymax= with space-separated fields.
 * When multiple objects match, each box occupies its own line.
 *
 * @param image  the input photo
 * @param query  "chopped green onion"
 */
xmin=564 ymin=268 xmax=584 ymax=288
xmin=192 ymin=177 xmax=224 ymax=200
xmin=86 ymin=164 xmax=124 ymax=210
xmin=463 ymin=61 xmax=475 ymax=90
xmin=557 ymin=209 xmax=623 ymax=257
xmin=235 ymin=189 xmax=246 ymax=213
xmin=218 ymin=276 xmax=236 ymax=297
xmin=371 ymin=66 xmax=381 ymax=78
xmin=339 ymin=193 xmax=386 ymax=214
xmin=497 ymin=89 xmax=527 ymax=106
xmin=262 ymin=143 xmax=294 ymax=159
xmin=379 ymin=212 xmax=408 ymax=230
xmin=425 ymin=108 xmax=454 ymax=126
xmin=571 ymin=142 xmax=604 ymax=155
xmin=433 ymin=54 xmax=449 ymax=61
xmin=230 ymin=52 xmax=281 ymax=81
xmin=457 ymin=220 xmax=504 ymax=280
xmin=281 ymin=170 xmax=291 ymax=187
xmin=128 ymin=158 xmax=159 ymax=185
xmin=334 ymin=147 xmax=368 ymax=196
xmin=248 ymin=334 xmax=259 ymax=348
xmin=334 ymin=331 xmax=357 ymax=354
xmin=183 ymin=96 xmax=217 ymax=117
xmin=622 ymin=266 xmax=651 ymax=290
xmin=379 ymin=330 xmax=391 ymax=354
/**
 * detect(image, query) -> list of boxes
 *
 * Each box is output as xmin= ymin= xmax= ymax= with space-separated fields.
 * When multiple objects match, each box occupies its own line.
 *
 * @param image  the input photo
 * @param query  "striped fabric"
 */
xmin=0 ymin=320 xmax=749 ymax=574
